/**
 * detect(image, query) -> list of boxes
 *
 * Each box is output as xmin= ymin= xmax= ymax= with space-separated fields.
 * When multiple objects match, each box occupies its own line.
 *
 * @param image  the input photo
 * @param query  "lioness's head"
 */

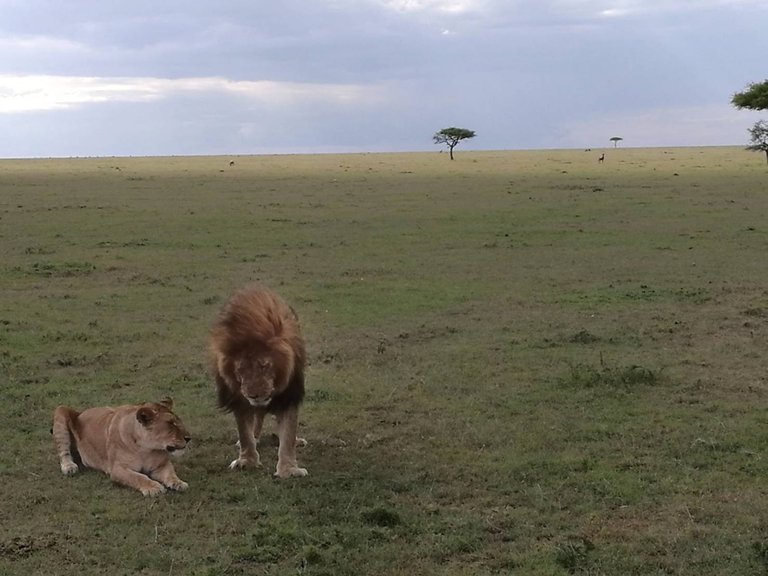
xmin=135 ymin=397 xmax=191 ymax=455
xmin=234 ymin=355 xmax=277 ymax=407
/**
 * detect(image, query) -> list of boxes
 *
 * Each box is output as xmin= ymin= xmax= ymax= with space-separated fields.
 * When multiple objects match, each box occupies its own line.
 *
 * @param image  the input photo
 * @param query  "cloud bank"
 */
xmin=0 ymin=75 xmax=383 ymax=114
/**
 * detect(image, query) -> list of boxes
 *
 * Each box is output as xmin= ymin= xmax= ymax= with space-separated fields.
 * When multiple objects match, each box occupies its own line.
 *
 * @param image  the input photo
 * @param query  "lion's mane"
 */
xmin=209 ymin=284 xmax=306 ymax=414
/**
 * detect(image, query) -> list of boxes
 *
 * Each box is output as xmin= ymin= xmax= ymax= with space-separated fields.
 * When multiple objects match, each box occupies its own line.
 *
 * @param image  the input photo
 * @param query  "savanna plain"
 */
xmin=1 ymin=147 xmax=768 ymax=575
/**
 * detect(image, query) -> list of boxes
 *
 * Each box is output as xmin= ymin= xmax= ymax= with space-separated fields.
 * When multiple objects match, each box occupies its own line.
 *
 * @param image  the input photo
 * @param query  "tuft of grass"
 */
xmin=28 ymin=261 xmax=96 ymax=277
xmin=554 ymin=538 xmax=595 ymax=574
xmin=561 ymin=360 xmax=665 ymax=389
xmin=361 ymin=506 xmax=402 ymax=528
xmin=567 ymin=329 xmax=601 ymax=344
xmin=752 ymin=541 xmax=768 ymax=572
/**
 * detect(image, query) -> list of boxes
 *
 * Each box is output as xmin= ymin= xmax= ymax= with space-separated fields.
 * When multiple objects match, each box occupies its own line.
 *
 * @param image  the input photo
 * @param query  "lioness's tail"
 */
xmin=52 ymin=406 xmax=80 ymax=475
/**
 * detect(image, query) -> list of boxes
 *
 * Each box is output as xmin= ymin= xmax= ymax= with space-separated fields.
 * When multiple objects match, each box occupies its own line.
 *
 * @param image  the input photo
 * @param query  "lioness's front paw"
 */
xmin=141 ymin=482 xmax=167 ymax=497
xmin=274 ymin=466 xmax=308 ymax=479
xmin=164 ymin=479 xmax=188 ymax=492
xmin=61 ymin=461 xmax=79 ymax=475
xmin=296 ymin=437 xmax=308 ymax=448
xmin=229 ymin=457 xmax=260 ymax=470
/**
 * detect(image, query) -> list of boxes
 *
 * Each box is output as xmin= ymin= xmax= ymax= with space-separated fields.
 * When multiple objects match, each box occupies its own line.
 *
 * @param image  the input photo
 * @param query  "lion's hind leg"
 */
xmin=52 ymin=406 xmax=80 ymax=475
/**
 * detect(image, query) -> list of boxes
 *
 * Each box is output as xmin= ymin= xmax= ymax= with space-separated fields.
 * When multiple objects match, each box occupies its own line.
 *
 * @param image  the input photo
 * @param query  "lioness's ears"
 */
xmin=136 ymin=407 xmax=155 ymax=426
xmin=159 ymin=397 xmax=174 ymax=410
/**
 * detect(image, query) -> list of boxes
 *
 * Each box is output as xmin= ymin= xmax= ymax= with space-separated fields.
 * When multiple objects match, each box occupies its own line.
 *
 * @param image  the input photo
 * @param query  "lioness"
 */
xmin=209 ymin=284 xmax=308 ymax=478
xmin=52 ymin=397 xmax=190 ymax=496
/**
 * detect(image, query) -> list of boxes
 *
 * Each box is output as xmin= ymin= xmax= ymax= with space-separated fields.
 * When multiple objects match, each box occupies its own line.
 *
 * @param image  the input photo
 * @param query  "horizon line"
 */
xmin=0 ymin=144 xmax=748 ymax=162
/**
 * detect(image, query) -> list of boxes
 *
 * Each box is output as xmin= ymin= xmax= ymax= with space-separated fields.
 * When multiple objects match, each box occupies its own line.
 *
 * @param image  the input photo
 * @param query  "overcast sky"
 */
xmin=0 ymin=0 xmax=766 ymax=157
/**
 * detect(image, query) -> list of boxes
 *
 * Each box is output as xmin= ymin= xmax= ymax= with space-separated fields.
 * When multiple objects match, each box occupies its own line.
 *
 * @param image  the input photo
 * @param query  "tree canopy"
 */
xmin=609 ymin=137 xmax=623 ymax=147
xmin=731 ymin=80 xmax=768 ymax=111
xmin=746 ymin=120 xmax=768 ymax=164
xmin=433 ymin=127 xmax=476 ymax=160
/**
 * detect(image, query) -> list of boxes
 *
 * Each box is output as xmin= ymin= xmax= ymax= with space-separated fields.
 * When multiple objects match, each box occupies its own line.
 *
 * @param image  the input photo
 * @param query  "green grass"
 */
xmin=2 ymin=147 xmax=768 ymax=574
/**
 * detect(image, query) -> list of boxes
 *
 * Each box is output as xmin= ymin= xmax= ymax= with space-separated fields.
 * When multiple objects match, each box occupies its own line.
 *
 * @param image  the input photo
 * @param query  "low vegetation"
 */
xmin=1 ymin=147 xmax=767 ymax=575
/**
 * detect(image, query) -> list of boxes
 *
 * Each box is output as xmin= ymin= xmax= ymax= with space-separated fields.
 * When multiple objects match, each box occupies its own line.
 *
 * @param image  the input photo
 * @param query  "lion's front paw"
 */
xmin=60 ymin=461 xmax=79 ymax=475
xmin=141 ymin=482 xmax=167 ymax=497
xmin=274 ymin=466 xmax=308 ymax=479
xmin=295 ymin=437 xmax=308 ymax=448
xmin=229 ymin=457 xmax=260 ymax=470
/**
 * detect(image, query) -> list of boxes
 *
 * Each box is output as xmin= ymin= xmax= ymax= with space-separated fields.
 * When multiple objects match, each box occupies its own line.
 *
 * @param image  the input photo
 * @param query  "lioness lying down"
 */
xmin=52 ymin=398 xmax=190 ymax=496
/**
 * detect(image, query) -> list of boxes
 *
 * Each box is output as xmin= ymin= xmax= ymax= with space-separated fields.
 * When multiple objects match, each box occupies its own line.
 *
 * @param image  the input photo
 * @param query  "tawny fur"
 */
xmin=209 ymin=284 xmax=308 ymax=478
xmin=52 ymin=398 xmax=190 ymax=496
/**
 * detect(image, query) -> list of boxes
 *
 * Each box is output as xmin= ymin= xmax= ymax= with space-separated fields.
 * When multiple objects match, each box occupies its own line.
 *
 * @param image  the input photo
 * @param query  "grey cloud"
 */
xmin=0 ymin=0 xmax=765 ymax=156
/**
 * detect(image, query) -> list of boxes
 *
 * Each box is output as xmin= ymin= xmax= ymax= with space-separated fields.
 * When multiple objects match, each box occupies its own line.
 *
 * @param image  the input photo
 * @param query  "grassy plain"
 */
xmin=1 ymin=146 xmax=767 ymax=575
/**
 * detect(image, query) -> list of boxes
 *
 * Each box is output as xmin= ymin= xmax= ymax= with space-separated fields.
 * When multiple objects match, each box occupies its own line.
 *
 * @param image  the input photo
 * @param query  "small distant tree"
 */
xmin=732 ymin=80 xmax=768 ymax=111
xmin=433 ymin=127 xmax=476 ymax=160
xmin=609 ymin=137 xmax=623 ymax=148
xmin=746 ymin=120 xmax=768 ymax=164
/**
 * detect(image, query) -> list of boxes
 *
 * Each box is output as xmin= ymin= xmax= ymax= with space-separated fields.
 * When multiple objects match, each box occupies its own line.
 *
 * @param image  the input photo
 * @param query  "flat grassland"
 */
xmin=1 ymin=147 xmax=767 ymax=575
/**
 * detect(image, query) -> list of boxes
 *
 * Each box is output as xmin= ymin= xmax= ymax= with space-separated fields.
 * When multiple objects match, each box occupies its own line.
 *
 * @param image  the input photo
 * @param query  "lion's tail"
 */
xmin=52 ymin=406 xmax=80 ymax=475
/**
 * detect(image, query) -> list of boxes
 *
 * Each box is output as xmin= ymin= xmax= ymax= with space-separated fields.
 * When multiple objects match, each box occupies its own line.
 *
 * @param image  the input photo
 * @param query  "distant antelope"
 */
xmin=229 ymin=160 xmax=235 ymax=167
xmin=598 ymin=153 xmax=605 ymax=163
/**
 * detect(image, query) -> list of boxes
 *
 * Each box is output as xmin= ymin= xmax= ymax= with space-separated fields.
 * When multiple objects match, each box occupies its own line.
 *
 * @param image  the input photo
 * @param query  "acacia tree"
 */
xmin=433 ymin=127 xmax=476 ymax=160
xmin=746 ymin=120 xmax=768 ymax=164
xmin=732 ymin=80 xmax=768 ymax=111
xmin=609 ymin=136 xmax=623 ymax=148
xmin=732 ymin=80 xmax=768 ymax=164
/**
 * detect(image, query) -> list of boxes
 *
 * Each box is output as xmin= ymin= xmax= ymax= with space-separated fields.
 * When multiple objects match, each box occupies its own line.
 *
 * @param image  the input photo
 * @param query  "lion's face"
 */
xmin=235 ymin=355 xmax=277 ymax=407
xmin=136 ymin=401 xmax=191 ymax=455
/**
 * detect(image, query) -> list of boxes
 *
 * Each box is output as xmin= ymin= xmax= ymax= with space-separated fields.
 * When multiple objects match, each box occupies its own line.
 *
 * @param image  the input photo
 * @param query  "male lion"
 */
xmin=52 ymin=397 xmax=190 ymax=496
xmin=209 ymin=284 xmax=307 ymax=478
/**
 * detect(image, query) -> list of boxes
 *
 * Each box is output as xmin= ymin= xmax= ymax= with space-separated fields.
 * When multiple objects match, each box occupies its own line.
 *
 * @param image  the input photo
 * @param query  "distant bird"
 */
xmin=229 ymin=160 xmax=235 ymax=167
xmin=598 ymin=153 xmax=605 ymax=163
